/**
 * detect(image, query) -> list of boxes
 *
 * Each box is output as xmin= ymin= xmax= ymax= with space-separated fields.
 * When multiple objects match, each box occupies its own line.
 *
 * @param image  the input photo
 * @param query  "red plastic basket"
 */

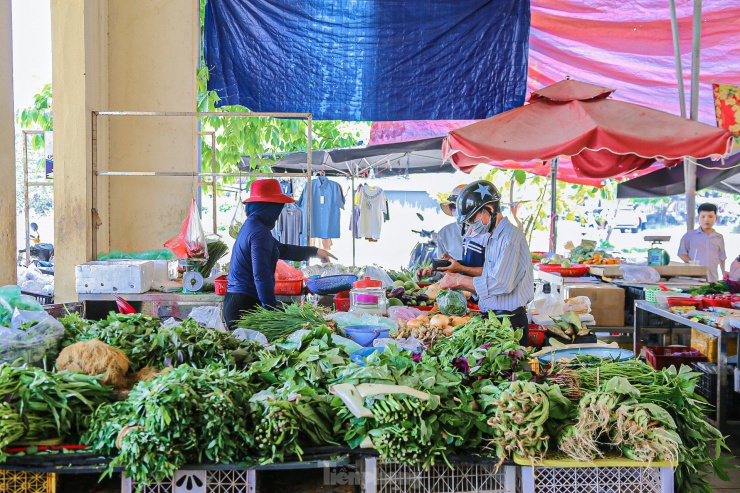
xmin=274 ymin=279 xmax=303 ymax=296
xmin=644 ymin=346 xmax=707 ymax=370
xmin=666 ymin=297 xmax=702 ymax=308
xmin=701 ymin=296 xmax=739 ymax=308
xmin=536 ymin=263 xmax=590 ymax=277
xmin=334 ymin=290 xmax=351 ymax=312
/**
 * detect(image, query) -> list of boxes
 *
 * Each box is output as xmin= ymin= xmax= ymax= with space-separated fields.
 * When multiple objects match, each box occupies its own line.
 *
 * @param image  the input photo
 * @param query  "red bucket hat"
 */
xmin=243 ymin=179 xmax=295 ymax=204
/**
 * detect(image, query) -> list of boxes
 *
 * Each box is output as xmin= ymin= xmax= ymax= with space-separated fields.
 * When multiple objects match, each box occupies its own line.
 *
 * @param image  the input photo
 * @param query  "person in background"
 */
xmin=29 ymin=222 xmax=40 ymax=244
xmin=677 ymin=203 xmax=727 ymax=282
xmin=729 ymin=254 xmax=740 ymax=281
xmin=439 ymin=180 xmax=534 ymax=344
xmin=416 ymin=185 xmax=466 ymax=280
xmin=224 ymin=179 xmax=336 ymax=330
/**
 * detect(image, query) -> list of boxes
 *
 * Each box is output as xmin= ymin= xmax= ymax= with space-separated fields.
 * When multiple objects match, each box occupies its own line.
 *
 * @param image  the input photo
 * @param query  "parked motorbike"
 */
xmin=408 ymin=214 xmax=438 ymax=269
xmin=18 ymin=243 xmax=55 ymax=275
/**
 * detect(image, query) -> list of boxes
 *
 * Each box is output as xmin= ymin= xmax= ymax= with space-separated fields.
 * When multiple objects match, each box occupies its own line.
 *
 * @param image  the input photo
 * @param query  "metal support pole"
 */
xmin=668 ymin=0 xmax=687 ymax=119
xmin=91 ymin=112 xmax=98 ymax=259
xmin=548 ymin=158 xmax=559 ymax=254
xmin=686 ymin=0 xmax=703 ymax=231
xmin=23 ymin=133 xmax=30 ymax=267
xmin=306 ymin=115 xmax=313 ymax=242
xmin=351 ymin=174 xmax=356 ymax=266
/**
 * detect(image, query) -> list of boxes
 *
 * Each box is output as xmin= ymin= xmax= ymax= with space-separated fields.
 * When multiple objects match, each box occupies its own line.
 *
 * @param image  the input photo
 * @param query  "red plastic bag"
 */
xmin=164 ymin=199 xmax=209 ymax=260
xmin=275 ymin=260 xmax=302 ymax=281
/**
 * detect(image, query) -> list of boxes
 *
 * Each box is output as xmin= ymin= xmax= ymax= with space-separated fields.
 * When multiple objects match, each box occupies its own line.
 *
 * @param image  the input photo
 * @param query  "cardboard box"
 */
xmin=563 ymin=283 xmax=625 ymax=327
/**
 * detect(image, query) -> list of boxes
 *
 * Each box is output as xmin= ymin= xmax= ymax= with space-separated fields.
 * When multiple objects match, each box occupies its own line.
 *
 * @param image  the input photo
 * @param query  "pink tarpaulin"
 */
xmin=369 ymin=0 xmax=740 ymax=185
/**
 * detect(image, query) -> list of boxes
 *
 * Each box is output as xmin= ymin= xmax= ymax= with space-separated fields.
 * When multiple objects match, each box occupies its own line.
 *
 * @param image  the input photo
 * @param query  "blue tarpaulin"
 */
xmin=204 ymin=0 xmax=530 ymax=121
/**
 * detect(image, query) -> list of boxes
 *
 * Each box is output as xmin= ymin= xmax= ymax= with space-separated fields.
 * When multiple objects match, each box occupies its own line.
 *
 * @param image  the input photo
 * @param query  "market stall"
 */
xmin=1 ymin=276 xmax=735 ymax=493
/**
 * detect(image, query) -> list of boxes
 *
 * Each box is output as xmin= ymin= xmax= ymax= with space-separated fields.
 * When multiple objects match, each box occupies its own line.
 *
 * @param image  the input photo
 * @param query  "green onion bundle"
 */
xmin=237 ymin=303 xmax=333 ymax=341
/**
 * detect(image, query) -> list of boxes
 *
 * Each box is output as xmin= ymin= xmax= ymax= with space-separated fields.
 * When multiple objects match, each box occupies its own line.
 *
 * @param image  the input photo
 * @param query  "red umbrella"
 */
xmin=443 ymin=79 xmax=734 ymax=179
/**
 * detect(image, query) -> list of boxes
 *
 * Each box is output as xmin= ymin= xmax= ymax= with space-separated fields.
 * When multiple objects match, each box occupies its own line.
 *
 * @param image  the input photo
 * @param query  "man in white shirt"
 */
xmin=677 ymin=203 xmax=727 ymax=282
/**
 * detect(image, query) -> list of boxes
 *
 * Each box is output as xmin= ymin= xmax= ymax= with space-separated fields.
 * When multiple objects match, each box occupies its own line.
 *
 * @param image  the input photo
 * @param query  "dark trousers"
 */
xmin=485 ymin=306 xmax=529 ymax=346
xmin=223 ymin=292 xmax=261 ymax=330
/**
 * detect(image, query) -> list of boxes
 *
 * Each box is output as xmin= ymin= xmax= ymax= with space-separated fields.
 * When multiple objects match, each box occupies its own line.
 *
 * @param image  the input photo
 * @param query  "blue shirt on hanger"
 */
xmin=297 ymin=177 xmax=345 ymax=239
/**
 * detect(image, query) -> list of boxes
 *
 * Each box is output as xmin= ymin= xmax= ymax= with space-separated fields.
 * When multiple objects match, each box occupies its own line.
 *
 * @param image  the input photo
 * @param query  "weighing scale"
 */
xmin=645 ymin=236 xmax=671 ymax=266
xmin=179 ymin=258 xmax=207 ymax=294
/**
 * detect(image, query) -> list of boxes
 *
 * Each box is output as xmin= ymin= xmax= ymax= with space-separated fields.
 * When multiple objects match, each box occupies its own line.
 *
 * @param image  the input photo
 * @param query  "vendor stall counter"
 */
xmin=77 ymin=291 xmax=301 ymax=319
xmin=634 ymin=300 xmax=738 ymax=431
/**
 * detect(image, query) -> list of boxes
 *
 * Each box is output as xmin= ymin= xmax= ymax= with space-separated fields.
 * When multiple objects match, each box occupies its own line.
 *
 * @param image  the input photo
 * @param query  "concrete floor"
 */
xmin=709 ymin=434 xmax=740 ymax=492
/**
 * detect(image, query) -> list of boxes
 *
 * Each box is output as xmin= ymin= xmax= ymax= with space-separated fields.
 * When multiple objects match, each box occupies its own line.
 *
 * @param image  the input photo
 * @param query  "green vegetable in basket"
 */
xmin=436 ymin=289 xmax=467 ymax=316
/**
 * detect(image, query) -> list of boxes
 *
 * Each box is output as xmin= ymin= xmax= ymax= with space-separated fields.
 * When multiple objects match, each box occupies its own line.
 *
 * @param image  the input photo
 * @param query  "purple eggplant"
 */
xmin=390 ymin=287 xmax=406 ymax=298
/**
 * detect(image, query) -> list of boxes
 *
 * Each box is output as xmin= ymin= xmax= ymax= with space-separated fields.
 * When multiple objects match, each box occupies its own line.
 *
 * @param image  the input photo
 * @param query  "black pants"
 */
xmin=223 ymin=292 xmax=260 ymax=330
xmin=484 ymin=306 xmax=529 ymax=346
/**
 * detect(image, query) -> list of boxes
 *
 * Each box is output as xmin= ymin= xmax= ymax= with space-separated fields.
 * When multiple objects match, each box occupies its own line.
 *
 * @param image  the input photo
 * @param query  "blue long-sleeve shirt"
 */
xmin=227 ymin=215 xmax=317 ymax=307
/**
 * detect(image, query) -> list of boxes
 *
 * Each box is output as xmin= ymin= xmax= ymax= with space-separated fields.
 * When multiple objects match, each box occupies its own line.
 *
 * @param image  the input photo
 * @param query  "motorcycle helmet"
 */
xmin=455 ymin=180 xmax=501 ymax=225
xmin=440 ymin=184 xmax=466 ymax=217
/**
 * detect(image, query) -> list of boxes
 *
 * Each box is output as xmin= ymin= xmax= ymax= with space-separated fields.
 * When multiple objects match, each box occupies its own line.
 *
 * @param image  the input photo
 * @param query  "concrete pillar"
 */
xmin=51 ymin=0 xmax=197 ymax=301
xmin=50 ymin=0 xmax=108 ymax=301
xmin=0 ymin=0 xmax=16 ymax=286
xmin=106 ymin=0 xmax=198 ymax=253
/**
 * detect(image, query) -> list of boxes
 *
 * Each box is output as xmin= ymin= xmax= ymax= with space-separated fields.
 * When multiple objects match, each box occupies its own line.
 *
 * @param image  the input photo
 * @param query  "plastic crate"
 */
xmin=358 ymin=458 xmax=517 ymax=493
xmin=0 ymin=470 xmax=56 ymax=493
xmin=43 ymin=302 xmax=85 ymax=320
xmin=519 ymin=461 xmax=673 ymax=493
xmin=274 ymin=279 xmax=303 ymax=296
xmin=644 ymin=346 xmax=708 ymax=370
xmin=122 ymin=469 xmax=255 ymax=493
xmin=21 ymin=290 xmax=54 ymax=305
xmin=691 ymin=362 xmax=740 ymax=421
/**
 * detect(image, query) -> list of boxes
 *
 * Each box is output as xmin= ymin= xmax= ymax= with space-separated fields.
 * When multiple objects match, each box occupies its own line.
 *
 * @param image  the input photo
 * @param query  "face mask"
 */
xmin=469 ymin=208 xmax=492 ymax=235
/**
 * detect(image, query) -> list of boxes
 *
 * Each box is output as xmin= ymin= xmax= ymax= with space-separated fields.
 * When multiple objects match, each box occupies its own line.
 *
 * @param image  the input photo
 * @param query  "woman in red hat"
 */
xmin=224 ymin=179 xmax=336 ymax=329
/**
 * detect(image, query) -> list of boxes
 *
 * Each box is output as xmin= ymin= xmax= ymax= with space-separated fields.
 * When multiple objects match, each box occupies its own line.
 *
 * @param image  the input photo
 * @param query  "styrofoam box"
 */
xmin=76 ymin=260 xmax=154 ymax=294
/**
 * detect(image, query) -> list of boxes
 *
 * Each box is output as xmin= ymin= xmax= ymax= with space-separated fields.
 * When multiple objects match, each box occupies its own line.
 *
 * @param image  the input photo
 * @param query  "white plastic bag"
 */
xmin=0 ymin=309 xmax=65 ymax=366
xmin=527 ymin=284 xmax=564 ymax=317
xmin=188 ymin=306 xmax=226 ymax=332
xmin=373 ymin=336 xmax=424 ymax=353
xmin=620 ymin=265 xmax=660 ymax=283
xmin=232 ymin=328 xmax=268 ymax=345
xmin=363 ymin=265 xmax=394 ymax=288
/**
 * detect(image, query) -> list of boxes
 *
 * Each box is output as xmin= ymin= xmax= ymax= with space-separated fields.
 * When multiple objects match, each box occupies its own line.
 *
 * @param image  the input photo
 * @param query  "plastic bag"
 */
xmin=0 ymin=285 xmax=43 ymax=327
xmin=275 ymin=260 xmax=303 ymax=281
xmin=387 ymin=306 xmax=423 ymax=322
xmin=232 ymin=328 xmax=268 ymax=345
xmin=436 ymin=289 xmax=468 ymax=316
xmin=229 ymin=187 xmax=247 ymax=239
xmin=164 ymin=199 xmax=209 ymax=260
xmin=0 ymin=308 xmax=65 ymax=366
xmin=324 ymin=312 xmax=398 ymax=331
xmin=188 ymin=306 xmax=226 ymax=332
xmin=620 ymin=265 xmax=660 ymax=283
xmin=364 ymin=265 xmax=394 ymax=288
xmin=373 ymin=336 xmax=424 ymax=353
xmin=527 ymin=283 xmax=564 ymax=317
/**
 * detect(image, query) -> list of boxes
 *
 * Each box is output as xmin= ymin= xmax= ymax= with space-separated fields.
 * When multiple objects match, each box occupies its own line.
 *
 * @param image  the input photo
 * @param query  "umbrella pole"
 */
xmin=549 ymin=158 xmax=559 ymax=254
xmin=685 ymin=0 xmax=703 ymax=231
xmin=668 ymin=0 xmax=687 ymax=119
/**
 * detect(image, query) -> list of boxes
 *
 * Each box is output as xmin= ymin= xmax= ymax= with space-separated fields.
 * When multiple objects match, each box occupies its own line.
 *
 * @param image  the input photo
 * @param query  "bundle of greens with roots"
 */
xmin=558 ymin=360 xmax=732 ymax=493
xmin=486 ymin=381 xmax=573 ymax=464
xmin=557 ymin=376 xmax=680 ymax=465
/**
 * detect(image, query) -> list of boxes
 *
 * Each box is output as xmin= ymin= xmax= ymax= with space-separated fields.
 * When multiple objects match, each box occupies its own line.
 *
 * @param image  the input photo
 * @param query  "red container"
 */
xmin=334 ymin=290 xmax=351 ymax=312
xmin=666 ymin=297 xmax=702 ymax=309
xmin=528 ymin=324 xmax=548 ymax=347
xmin=214 ymin=275 xmax=228 ymax=295
xmin=537 ymin=263 xmax=590 ymax=277
xmin=701 ymin=296 xmax=740 ymax=308
xmin=417 ymin=305 xmax=437 ymax=312
xmin=274 ymin=279 xmax=303 ymax=296
xmin=644 ymin=346 xmax=707 ymax=370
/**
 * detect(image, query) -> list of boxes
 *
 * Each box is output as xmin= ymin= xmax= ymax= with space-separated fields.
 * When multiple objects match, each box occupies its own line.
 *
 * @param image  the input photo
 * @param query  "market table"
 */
xmin=633 ymin=300 xmax=739 ymax=431
xmin=77 ymin=291 xmax=301 ymax=318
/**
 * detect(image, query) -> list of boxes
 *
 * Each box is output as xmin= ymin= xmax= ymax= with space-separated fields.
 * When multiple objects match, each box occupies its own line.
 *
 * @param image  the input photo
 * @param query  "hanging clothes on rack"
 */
xmin=297 ymin=176 xmax=345 ymax=244
xmin=356 ymin=184 xmax=388 ymax=241
xmin=275 ymin=203 xmax=303 ymax=246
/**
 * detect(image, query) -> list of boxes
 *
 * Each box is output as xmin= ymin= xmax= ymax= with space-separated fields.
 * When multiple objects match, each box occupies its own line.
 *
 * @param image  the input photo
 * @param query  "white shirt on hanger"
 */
xmin=357 ymin=185 xmax=387 ymax=240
